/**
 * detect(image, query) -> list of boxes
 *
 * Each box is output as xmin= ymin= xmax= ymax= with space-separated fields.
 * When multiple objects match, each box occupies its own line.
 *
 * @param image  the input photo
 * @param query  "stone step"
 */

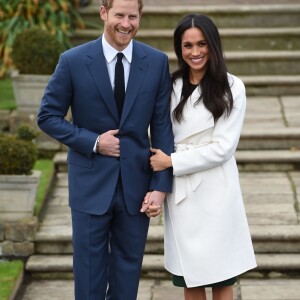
xmin=240 ymin=75 xmax=300 ymax=96
xmin=26 ymin=253 xmax=300 ymax=279
xmin=141 ymin=253 xmax=300 ymax=279
xmin=239 ymin=128 xmax=300 ymax=151
xmin=72 ymin=27 xmax=300 ymax=51
xmin=53 ymin=149 xmax=300 ymax=173
xmin=79 ymin=4 xmax=300 ymax=29
xmin=35 ymin=225 xmax=300 ymax=255
xmin=34 ymin=226 xmax=165 ymax=255
xmin=235 ymin=150 xmax=300 ymax=171
xmin=73 ymin=28 xmax=300 ymax=76
xmin=168 ymin=51 xmax=300 ymax=75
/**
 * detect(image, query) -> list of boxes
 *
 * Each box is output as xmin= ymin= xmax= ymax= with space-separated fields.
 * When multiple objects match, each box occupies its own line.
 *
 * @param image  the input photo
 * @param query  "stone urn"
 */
xmin=10 ymin=27 xmax=63 ymax=114
xmin=11 ymin=72 xmax=50 ymax=114
xmin=0 ymin=170 xmax=41 ymax=221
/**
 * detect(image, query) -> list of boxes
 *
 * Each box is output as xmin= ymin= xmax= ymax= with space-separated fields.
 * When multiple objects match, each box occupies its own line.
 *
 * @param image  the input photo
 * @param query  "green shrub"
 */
xmin=12 ymin=28 xmax=64 ymax=75
xmin=17 ymin=123 xmax=38 ymax=141
xmin=0 ymin=124 xmax=38 ymax=175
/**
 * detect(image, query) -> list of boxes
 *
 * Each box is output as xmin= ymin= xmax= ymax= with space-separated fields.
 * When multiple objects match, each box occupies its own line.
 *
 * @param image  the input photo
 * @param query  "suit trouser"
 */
xmin=71 ymin=179 xmax=150 ymax=300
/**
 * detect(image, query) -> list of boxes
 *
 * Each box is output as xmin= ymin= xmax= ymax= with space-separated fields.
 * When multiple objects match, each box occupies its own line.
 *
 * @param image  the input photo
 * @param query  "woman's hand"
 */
xmin=150 ymin=148 xmax=172 ymax=171
xmin=140 ymin=191 xmax=165 ymax=218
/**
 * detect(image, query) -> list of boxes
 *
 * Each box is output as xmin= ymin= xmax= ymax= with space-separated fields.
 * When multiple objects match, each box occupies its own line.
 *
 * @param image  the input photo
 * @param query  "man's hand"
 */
xmin=98 ymin=129 xmax=120 ymax=157
xmin=140 ymin=191 xmax=166 ymax=218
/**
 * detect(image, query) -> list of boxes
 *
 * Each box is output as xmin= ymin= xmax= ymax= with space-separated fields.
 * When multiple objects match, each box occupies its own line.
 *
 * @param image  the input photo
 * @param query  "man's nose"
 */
xmin=120 ymin=17 xmax=130 ymax=28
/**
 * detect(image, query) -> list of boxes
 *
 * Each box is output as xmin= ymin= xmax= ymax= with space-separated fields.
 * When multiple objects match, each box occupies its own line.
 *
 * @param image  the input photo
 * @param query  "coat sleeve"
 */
xmin=171 ymin=76 xmax=246 ymax=176
xmin=149 ymin=54 xmax=174 ymax=192
xmin=37 ymin=53 xmax=99 ymax=158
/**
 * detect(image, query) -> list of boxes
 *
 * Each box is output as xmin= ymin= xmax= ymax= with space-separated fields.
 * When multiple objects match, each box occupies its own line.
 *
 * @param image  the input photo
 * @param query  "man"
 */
xmin=37 ymin=0 xmax=173 ymax=299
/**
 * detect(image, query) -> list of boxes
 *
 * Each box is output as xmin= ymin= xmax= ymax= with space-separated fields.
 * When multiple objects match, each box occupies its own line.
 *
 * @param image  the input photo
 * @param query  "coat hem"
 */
xmin=165 ymin=263 xmax=257 ymax=288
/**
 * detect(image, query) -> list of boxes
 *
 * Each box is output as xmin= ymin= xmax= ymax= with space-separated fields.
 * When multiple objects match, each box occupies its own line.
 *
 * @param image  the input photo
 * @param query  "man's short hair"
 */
xmin=101 ymin=0 xmax=143 ymax=13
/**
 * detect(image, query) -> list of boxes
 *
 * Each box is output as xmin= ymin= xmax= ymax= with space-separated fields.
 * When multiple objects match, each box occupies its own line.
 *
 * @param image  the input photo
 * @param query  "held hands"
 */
xmin=141 ymin=149 xmax=171 ymax=217
xmin=98 ymin=129 xmax=120 ymax=157
xmin=140 ymin=191 xmax=166 ymax=218
xmin=150 ymin=148 xmax=172 ymax=171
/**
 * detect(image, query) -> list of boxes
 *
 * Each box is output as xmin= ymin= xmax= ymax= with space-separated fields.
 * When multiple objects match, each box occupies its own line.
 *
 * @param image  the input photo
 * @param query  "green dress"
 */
xmin=173 ymin=274 xmax=237 ymax=288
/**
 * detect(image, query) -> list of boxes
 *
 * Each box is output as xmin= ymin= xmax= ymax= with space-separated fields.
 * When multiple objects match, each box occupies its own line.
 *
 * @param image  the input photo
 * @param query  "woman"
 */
xmin=143 ymin=14 xmax=257 ymax=300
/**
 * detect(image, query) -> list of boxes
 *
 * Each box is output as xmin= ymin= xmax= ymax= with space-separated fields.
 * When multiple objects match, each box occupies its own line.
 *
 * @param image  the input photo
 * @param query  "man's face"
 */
xmin=100 ymin=0 xmax=141 ymax=51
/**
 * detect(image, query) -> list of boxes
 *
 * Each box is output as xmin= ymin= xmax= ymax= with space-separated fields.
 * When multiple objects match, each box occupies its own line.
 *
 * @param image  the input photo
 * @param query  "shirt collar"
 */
xmin=102 ymin=35 xmax=133 ymax=64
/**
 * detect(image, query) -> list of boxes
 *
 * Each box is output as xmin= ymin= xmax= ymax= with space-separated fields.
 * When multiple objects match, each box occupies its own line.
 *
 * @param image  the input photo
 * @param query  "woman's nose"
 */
xmin=192 ymin=46 xmax=200 ymax=55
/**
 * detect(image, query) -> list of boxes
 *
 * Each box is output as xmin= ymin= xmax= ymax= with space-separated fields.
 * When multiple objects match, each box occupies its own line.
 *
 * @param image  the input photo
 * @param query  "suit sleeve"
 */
xmin=37 ymin=53 xmax=99 ymax=158
xmin=149 ymin=54 xmax=174 ymax=192
xmin=171 ymin=77 xmax=246 ymax=176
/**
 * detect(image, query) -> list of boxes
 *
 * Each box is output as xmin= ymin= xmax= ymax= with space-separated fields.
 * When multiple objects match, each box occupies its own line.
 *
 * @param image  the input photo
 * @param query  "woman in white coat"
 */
xmin=142 ymin=14 xmax=257 ymax=300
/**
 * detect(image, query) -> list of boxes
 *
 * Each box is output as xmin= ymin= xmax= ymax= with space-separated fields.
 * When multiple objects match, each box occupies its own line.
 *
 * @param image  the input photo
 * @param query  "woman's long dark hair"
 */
xmin=172 ymin=14 xmax=233 ymax=123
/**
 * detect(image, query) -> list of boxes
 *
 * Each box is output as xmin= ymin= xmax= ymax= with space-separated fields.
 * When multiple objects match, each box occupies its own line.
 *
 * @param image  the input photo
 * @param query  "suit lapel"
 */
xmin=86 ymin=37 xmax=119 ymax=123
xmin=120 ymin=41 xmax=148 ymax=127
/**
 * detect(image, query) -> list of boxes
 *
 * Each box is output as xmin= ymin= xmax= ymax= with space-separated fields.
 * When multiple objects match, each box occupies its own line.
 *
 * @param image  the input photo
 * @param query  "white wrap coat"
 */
xmin=164 ymin=74 xmax=257 ymax=287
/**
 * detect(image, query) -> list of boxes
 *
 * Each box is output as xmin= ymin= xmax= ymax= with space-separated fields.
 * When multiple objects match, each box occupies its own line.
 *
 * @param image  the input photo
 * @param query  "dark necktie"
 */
xmin=114 ymin=52 xmax=125 ymax=117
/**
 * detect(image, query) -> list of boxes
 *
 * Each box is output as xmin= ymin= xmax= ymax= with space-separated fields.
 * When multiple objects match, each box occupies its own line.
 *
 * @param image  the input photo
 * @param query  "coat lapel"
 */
xmin=172 ymin=78 xmax=214 ymax=143
xmin=120 ymin=41 xmax=148 ymax=127
xmin=86 ymin=36 xmax=119 ymax=123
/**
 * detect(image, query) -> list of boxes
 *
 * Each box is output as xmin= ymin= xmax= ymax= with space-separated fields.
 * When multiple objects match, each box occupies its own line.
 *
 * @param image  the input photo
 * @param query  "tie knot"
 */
xmin=117 ymin=52 xmax=124 ymax=61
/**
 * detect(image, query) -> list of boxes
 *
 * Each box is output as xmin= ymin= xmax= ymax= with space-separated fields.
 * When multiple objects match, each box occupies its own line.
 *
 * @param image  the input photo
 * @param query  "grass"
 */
xmin=0 ymin=78 xmax=16 ymax=110
xmin=0 ymin=260 xmax=23 ymax=300
xmin=33 ymin=159 xmax=55 ymax=216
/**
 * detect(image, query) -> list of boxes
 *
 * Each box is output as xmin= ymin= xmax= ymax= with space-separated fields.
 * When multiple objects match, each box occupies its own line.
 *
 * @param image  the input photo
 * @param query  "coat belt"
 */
xmin=174 ymin=142 xmax=212 ymax=204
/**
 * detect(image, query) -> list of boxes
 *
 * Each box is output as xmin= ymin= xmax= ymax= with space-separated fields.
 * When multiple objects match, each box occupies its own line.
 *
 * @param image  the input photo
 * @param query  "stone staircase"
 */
xmin=25 ymin=1 xmax=300 ymax=287
xmin=26 ymin=153 xmax=300 ymax=280
xmin=73 ymin=4 xmax=300 ymax=96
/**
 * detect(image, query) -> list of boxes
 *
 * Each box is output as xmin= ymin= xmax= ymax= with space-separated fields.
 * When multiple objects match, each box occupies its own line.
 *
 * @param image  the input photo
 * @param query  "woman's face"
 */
xmin=181 ymin=27 xmax=209 ymax=80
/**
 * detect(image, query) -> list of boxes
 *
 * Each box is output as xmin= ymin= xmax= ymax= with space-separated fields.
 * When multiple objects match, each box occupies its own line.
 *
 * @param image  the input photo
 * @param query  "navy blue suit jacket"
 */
xmin=37 ymin=36 xmax=174 ymax=215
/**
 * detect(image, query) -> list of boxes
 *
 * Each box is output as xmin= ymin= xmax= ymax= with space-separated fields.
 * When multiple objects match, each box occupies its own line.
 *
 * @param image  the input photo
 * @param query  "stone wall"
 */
xmin=0 ymin=217 xmax=38 ymax=257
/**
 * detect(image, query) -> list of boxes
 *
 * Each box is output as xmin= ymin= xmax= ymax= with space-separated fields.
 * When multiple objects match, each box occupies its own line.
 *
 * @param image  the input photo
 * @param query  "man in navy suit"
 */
xmin=37 ymin=0 xmax=173 ymax=299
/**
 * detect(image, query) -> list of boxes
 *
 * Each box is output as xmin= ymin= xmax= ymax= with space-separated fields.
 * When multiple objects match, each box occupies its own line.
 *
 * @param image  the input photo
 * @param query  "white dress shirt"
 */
xmin=94 ymin=35 xmax=133 ymax=152
xmin=102 ymin=34 xmax=132 ymax=91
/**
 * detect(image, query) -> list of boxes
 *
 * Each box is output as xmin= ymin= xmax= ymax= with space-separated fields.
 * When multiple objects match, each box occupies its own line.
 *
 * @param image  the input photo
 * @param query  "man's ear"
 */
xmin=100 ymin=6 xmax=107 ymax=22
